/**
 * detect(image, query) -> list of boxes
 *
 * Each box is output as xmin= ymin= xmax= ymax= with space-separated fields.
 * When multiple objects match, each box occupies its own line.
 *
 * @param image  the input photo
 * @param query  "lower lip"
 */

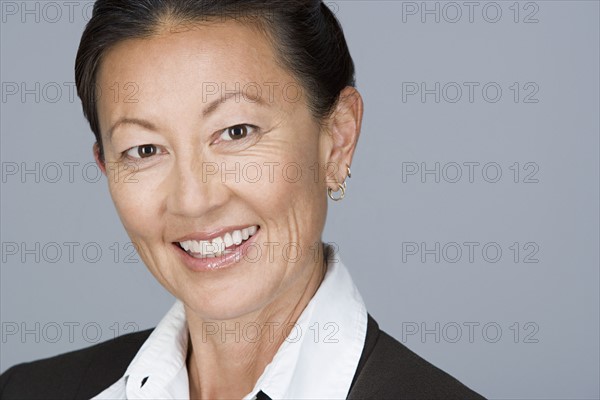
xmin=173 ymin=229 xmax=260 ymax=272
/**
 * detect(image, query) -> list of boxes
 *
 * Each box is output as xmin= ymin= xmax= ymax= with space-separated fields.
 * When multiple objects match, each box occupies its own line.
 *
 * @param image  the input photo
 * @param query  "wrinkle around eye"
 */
xmin=211 ymin=123 xmax=274 ymax=151
xmin=218 ymin=124 xmax=257 ymax=142
xmin=113 ymin=144 xmax=170 ymax=171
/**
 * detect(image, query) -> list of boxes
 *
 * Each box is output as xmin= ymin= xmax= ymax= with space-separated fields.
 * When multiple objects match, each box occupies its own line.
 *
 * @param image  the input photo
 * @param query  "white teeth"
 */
xmin=178 ymin=225 xmax=259 ymax=256
xmin=191 ymin=241 xmax=201 ymax=253
xmin=223 ymin=232 xmax=234 ymax=248
xmin=212 ymin=237 xmax=225 ymax=252
xmin=201 ymin=241 xmax=215 ymax=254
xmin=232 ymin=230 xmax=243 ymax=245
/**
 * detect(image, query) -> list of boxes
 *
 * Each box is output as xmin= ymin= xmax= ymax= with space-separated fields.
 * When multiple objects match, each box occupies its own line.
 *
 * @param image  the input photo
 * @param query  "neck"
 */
xmin=186 ymin=245 xmax=328 ymax=400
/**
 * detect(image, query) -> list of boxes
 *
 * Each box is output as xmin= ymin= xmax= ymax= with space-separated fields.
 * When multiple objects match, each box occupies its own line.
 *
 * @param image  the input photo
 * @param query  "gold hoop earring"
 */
xmin=328 ymin=164 xmax=352 ymax=201
xmin=328 ymin=183 xmax=346 ymax=201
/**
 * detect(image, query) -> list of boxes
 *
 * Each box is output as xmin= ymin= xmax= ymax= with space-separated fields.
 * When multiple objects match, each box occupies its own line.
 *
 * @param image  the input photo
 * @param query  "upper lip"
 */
xmin=173 ymin=224 xmax=259 ymax=243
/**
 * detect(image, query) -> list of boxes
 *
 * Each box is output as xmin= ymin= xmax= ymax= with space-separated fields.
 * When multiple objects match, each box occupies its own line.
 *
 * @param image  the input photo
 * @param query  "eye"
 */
xmin=219 ymin=124 xmax=257 ymax=141
xmin=125 ymin=144 xmax=162 ymax=159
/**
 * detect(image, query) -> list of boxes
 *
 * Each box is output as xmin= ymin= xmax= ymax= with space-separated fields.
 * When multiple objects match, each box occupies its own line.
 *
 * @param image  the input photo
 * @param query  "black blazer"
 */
xmin=0 ymin=314 xmax=485 ymax=399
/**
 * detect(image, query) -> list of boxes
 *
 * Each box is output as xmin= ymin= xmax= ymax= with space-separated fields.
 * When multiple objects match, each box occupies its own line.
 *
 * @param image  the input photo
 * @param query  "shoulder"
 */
xmin=0 ymin=328 xmax=153 ymax=400
xmin=349 ymin=315 xmax=486 ymax=399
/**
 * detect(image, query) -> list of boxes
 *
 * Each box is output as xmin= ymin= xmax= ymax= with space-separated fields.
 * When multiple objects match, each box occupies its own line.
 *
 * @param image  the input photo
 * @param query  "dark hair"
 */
xmin=75 ymin=0 xmax=356 ymax=160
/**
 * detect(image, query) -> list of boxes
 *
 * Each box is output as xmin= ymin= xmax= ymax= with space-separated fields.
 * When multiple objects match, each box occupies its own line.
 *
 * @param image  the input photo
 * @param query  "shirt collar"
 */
xmin=102 ymin=246 xmax=368 ymax=399
xmin=246 ymin=249 xmax=368 ymax=399
xmin=123 ymin=300 xmax=189 ymax=399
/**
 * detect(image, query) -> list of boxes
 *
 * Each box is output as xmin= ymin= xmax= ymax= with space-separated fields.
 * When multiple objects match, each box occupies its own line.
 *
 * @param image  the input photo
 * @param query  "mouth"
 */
xmin=175 ymin=225 xmax=260 ymax=259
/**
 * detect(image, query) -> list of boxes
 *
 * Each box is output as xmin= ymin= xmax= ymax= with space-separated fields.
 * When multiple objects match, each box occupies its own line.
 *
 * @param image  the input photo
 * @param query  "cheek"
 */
xmin=107 ymin=173 xmax=164 ymax=240
xmin=236 ymin=134 xmax=326 ymax=241
xmin=234 ymin=136 xmax=320 ymax=205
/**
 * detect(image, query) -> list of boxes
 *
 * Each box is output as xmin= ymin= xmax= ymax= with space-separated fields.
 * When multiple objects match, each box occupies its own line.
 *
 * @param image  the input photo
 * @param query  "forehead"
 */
xmin=99 ymin=19 xmax=285 ymax=81
xmin=96 ymin=20 xmax=299 ymax=130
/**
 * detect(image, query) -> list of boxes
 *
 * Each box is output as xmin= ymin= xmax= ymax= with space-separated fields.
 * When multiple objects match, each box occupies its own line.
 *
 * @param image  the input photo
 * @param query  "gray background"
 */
xmin=1 ymin=1 xmax=598 ymax=399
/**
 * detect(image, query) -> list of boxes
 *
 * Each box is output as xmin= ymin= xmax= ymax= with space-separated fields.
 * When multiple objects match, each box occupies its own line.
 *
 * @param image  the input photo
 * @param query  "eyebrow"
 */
xmin=202 ymin=89 xmax=269 ymax=117
xmin=108 ymin=118 xmax=157 ymax=139
xmin=108 ymin=89 xmax=270 ymax=139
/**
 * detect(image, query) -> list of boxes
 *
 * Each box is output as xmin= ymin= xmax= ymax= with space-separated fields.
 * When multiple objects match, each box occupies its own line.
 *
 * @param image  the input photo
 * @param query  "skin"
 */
xmin=93 ymin=19 xmax=363 ymax=399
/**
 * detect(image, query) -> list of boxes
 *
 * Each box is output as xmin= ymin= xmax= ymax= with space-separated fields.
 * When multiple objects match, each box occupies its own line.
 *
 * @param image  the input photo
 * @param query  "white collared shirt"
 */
xmin=93 ymin=251 xmax=368 ymax=399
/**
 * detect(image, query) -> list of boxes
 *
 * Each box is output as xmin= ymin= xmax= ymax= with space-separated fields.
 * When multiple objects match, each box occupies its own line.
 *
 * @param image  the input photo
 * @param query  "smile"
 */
xmin=177 ymin=225 xmax=259 ymax=258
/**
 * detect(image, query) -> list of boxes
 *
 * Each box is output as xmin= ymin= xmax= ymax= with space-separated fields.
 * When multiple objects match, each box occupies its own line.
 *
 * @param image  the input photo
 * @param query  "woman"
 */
xmin=0 ymin=1 xmax=484 ymax=399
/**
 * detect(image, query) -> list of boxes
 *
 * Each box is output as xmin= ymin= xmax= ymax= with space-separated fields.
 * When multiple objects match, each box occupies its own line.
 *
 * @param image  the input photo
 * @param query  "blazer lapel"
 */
xmin=347 ymin=314 xmax=381 ymax=399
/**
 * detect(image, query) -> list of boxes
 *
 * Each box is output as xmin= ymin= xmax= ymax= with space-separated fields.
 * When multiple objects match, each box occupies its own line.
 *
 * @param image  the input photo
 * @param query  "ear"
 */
xmin=322 ymin=86 xmax=364 ymax=188
xmin=93 ymin=142 xmax=107 ymax=175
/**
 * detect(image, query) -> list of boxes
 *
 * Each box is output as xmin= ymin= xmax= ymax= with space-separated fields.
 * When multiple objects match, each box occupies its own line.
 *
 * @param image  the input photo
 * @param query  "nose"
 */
xmin=166 ymin=156 xmax=230 ymax=218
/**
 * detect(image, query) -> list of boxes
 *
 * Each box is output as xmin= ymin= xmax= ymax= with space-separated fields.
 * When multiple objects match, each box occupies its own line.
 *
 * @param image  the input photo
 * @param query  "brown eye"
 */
xmin=217 ymin=124 xmax=258 ymax=144
xmin=138 ymin=144 xmax=157 ymax=158
xmin=125 ymin=144 xmax=161 ymax=159
xmin=227 ymin=125 xmax=248 ymax=140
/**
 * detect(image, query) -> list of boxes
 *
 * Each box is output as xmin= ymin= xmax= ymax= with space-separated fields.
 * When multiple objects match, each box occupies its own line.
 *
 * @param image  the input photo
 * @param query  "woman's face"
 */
xmin=95 ymin=21 xmax=336 ymax=320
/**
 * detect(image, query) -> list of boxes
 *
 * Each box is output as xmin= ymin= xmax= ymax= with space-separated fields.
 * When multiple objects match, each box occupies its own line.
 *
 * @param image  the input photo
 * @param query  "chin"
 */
xmin=180 ymin=288 xmax=274 ymax=322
